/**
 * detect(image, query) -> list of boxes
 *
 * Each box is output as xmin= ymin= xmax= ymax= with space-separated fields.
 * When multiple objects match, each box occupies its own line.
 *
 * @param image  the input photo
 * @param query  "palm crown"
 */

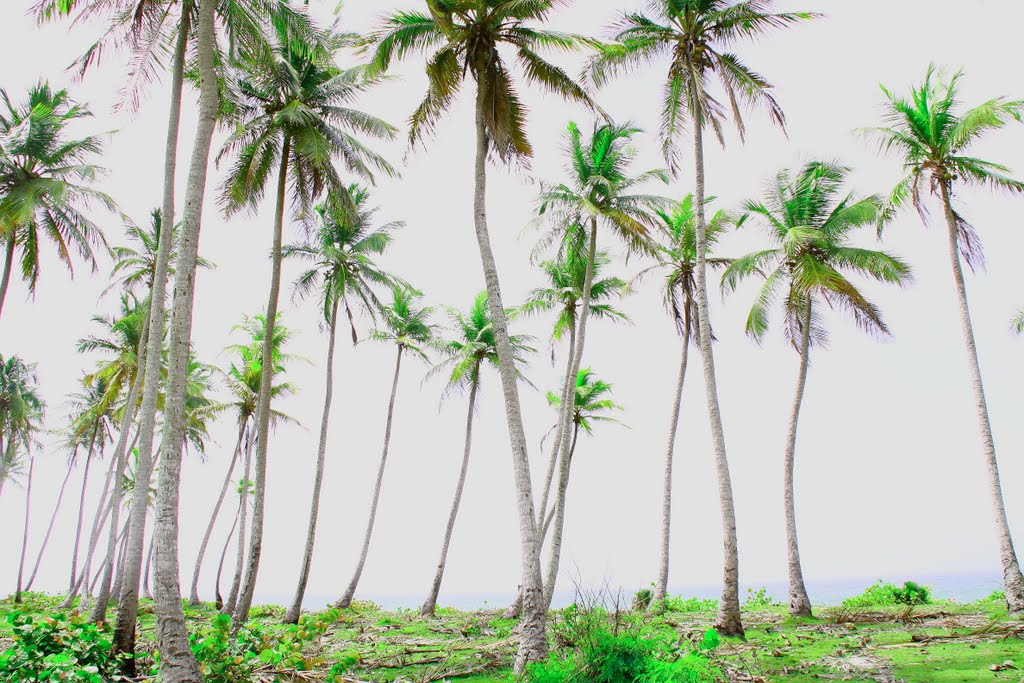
xmin=369 ymin=0 xmax=597 ymax=158
xmin=223 ymin=314 xmax=299 ymax=431
xmin=722 ymin=161 xmax=912 ymax=346
xmin=78 ymin=294 xmax=149 ymax=417
xmin=0 ymin=354 xmax=46 ymax=485
xmin=370 ymin=286 xmax=436 ymax=361
xmin=547 ymin=367 xmax=624 ymax=435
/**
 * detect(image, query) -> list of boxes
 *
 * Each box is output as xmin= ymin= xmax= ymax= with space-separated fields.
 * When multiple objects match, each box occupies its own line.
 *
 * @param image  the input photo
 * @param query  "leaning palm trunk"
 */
xmin=285 ymin=300 xmax=340 ymax=624
xmin=215 ymin=502 xmax=240 ymax=609
xmin=68 ymin=432 xmax=99 ymax=593
xmin=784 ymin=300 xmax=813 ymax=617
xmin=939 ymin=182 xmax=1024 ymax=615
xmin=15 ymin=457 xmax=35 ymax=603
xmin=0 ymin=238 xmax=14 ymax=321
xmin=336 ymin=346 xmax=404 ymax=609
xmin=223 ymin=429 xmax=254 ymax=615
xmin=471 ymin=85 xmax=547 ymax=672
xmin=112 ymin=4 xmax=191 ymax=663
xmin=541 ymin=219 xmax=598 ymax=609
xmin=233 ymin=138 xmax=291 ymax=627
xmin=189 ymin=422 xmax=246 ymax=605
xmin=143 ymin=538 xmax=155 ymax=600
xmin=692 ymin=114 xmax=743 ymax=637
xmin=63 ymin=460 xmax=119 ymax=609
xmin=653 ymin=324 xmax=690 ymax=607
xmin=537 ymin=321 xmax=577 ymax=532
xmin=542 ymin=425 xmax=580 ymax=609
xmin=152 ymin=0 xmax=218 ymax=677
xmin=25 ymin=452 xmax=77 ymax=592
xmin=421 ymin=376 xmax=479 ymax=617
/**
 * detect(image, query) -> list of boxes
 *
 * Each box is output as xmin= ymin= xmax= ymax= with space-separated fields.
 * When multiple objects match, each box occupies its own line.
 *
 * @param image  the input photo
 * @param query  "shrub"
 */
xmin=892 ymin=581 xmax=930 ymax=606
xmin=660 ymin=596 xmax=718 ymax=614
xmin=743 ymin=588 xmax=778 ymax=610
xmin=842 ymin=580 xmax=932 ymax=608
xmin=0 ymin=612 xmax=117 ymax=683
xmin=633 ymin=589 xmax=653 ymax=612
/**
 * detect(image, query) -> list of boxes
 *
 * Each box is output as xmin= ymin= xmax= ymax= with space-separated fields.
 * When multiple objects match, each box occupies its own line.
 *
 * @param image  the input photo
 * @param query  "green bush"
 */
xmin=660 ymin=596 xmax=718 ymax=614
xmin=892 ymin=581 xmax=930 ymax=606
xmin=632 ymin=589 xmax=653 ymax=612
xmin=0 ymin=612 xmax=117 ymax=683
xmin=842 ymin=580 xmax=932 ymax=608
xmin=743 ymin=588 xmax=778 ymax=610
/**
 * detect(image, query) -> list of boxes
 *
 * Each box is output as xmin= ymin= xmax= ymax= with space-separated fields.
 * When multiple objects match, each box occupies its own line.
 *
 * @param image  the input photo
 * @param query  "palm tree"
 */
xmin=0 ymin=82 xmax=114 ymax=321
xmin=368 ymin=3 xmax=599 ymax=664
xmin=588 ymin=0 xmax=817 ymax=636
xmin=281 ymin=185 xmax=401 ymax=623
xmin=421 ymin=292 xmax=535 ymax=616
xmin=336 ymin=285 xmax=434 ymax=609
xmin=189 ymin=314 xmax=297 ymax=608
xmin=219 ymin=23 xmax=396 ymax=628
xmin=864 ymin=66 xmax=1024 ymax=615
xmin=1013 ymin=310 xmax=1024 ymax=335
xmin=0 ymin=355 xmax=45 ymax=496
xmin=543 ymin=367 xmax=624 ymax=606
xmin=632 ymin=194 xmax=733 ymax=608
xmin=532 ymin=120 xmax=664 ymax=609
xmin=722 ymin=161 xmax=911 ymax=616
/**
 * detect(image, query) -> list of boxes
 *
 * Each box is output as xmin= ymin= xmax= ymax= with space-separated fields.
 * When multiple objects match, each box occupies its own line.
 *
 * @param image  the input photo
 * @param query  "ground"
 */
xmin=1 ymin=591 xmax=1021 ymax=682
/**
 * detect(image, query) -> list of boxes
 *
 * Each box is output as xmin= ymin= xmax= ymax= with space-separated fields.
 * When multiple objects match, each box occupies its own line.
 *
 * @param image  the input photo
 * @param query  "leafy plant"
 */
xmin=842 ymin=580 xmax=932 ymax=608
xmin=892 ymin=582 xmax=931 ymax=606
xmin=633 ymin=589 xmax=653 ymax=612
xmin=743 ymin=588 xmax=779 ymax=610
xmin=660 ymin=596 xmax=718 ymax=614
xmin=0 ymin=612 xmax=116 ymax=683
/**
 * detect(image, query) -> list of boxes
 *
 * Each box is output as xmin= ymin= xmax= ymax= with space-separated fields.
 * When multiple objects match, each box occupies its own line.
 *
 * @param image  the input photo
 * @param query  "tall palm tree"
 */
xmin=632 ymin=194 xmax=733 ymax=608
xmin=532 ymin=120 xmax=664 ymax=608
xmin=588 ymin=0 xmax=816 ymax=636
xmin=0 ymin=355 xmax=45 ymax=496
xmin=281 ymin=185 xmax=400 ymax=624
xmin=542 ymin=366 xmax=624 ymax=606
xmin=722 ymin=161 xmax=911 ymax=616
xmin=220 ymin=23 xmax=396 ymax=628
xmin=336 ymin=285 xmax=434 ymax=609
xmin=0 ymin=82 xmax=114 ymax=321
xmin=421 ymin=292 xmax=535 ymax=617
xmin=864 ymin=66 xmax=1024 ymax=615
xmin=369 ymin=3 xmax=599 ymax=665
xmin=189 ymin=314 xmax=297 ymax=607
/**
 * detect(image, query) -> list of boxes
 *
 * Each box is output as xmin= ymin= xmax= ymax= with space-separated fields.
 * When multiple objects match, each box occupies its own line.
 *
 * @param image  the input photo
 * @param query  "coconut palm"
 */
xmin=420 ymin=292 xmax=535 ymax=617
xmin=1013 ymin=310 xmax=1024 ymax=335
xmin=543 ymin=367 xmax=624 ymax=605
xmin=864 ymin=66 xmax=1024 ymax=614
xmin=368 ymin=3 xmax=599 ymax=664
xmin=722 ymin=161 xmax=911 ymax=616
xmin=0 ymin=355 xmax=45 ymax=496
xmin=189 ymin=314 xmax=298 ymax=608
xmin=219 ymin=22 xmax=396 ymax=627
xmin=281 ymin=185 xmax=401 ymax=623
xmin=78 ymin=295 xmax=148 ymax=414
xmin=0 ymin=82 xmax=114 ymax=321
xmin=532 ymin=120 xmax=665 ymax=609
xmin=588 ymin=0 xmax=817 ymax=636
xmin=632 ymin=194 xmax=733 ymax=608
xmin=336 ymin=285 xmax=434 ymax=609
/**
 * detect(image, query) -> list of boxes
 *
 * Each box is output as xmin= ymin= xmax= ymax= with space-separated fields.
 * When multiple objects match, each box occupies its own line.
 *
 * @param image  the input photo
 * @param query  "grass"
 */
xmin=1 ymin=590 xmax=1022 ymax=682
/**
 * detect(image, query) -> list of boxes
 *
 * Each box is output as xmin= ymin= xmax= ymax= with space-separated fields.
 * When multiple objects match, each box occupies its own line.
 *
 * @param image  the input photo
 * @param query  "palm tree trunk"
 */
xmin=112 ymin=4 xmax=191 ymax=664
xmin=143 ymin=538 xmax=155 ymax=601
xmin=784 ymin=299 xmax=814 ymax=617
xmin=336 ymin=345 xmax=404 ymax=609
xmin=540 ymin=218 xmax=598 ymax=609
xmin=692 ymin=112 xmax=744 ymax=638
xmin=471 ymin=84 xmax=546 ymax=673
xmin=542 ymin=424 xmax=580 ymax=609
xmin=285 ymin=299 xmax=340 ymax=624
xmin=421 ymin=375 xmax=480 ymax=617
xmin=223 ymin=427 xmax=254 ymax=615
xmin=0 ymin=237 xmax=14 ymax=322
xmin=15 ymin=456 xmax=35 ymax=603
xmin=189 ymin=422 xmax=246 ymax=605
xmin=0 ymin=436 xmax=9 ymax=498
xmin=233 ymin=137 xmax=291 ymax=627
xmin=25 ymin=451 xmax=77 ymax=592
xmin=940 ymin=181 xmax=1024 ymax=615
xmin=537 ymin=321 xmax=577 ymax=532
xmin=64 ymin=458 xmax=119 ymax=609
xmin=653 ymin=325 xmax=690 ymax=608
xmin=68 ymin=431 xmax=99 ymax=593
xmin=152 ymin=0 xmax=216 ymax=676
xmin=215 ymin=501 xmax=240 ymax=609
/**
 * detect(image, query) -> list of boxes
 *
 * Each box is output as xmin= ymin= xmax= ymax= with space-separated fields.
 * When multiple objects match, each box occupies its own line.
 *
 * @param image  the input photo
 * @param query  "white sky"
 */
xmin=2 ymin=0 xmax=1024 ymax=609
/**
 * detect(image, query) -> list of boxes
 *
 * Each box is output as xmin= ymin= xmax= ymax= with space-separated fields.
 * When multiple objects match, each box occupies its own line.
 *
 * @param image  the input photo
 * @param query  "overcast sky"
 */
xmin=2 ymin=0 xmax=1024 ymax=609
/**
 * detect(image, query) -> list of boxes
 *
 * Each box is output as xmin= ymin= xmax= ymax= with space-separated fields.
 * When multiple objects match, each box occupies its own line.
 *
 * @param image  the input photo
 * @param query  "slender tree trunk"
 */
xmin=112 ymin=515 xmax=131 ymax=602
xmin=692 ymin=114 xmax=743 ymax=638
xmin=940 ymin=181 xmax=1024 ymax=615
xmin=68 ymin=434 xmax=99 ymax=593
xmin=152 ymin=0 xmax=217 ymax=677
xmin=112 ymin=4 xmax=190 ymax=664
xmin=537 ymin=322 xmax=576 ymax=531
xmin=143 ymin=538 xmax=155 ymax=601
xmin=653 ymin=323 xmax=690 ymax=608
xmin=542 ymin=425 xmax=579 ymax=609
xmin=25 ymin=452 xmax=77 ymax=591
xmin=421 ymin=376 xmax=480 ymax=617
xmin=15 ymin=456 xmax=34 ymax=603
xmin=336 ymin=346 xmax=404 ymax=609
xmin=285 ymin=300 xmax=340 ymax=624
xmin=233 ymin=138 xmax=291 ymax=627
xmin=0 ymin=436 xmax=9 ymax=498
xmin=215 ymin=502 xmax=240 ymax=609
xmin=189 ymin=422 xmax=246 ymax=605
xmin=64 ymin=459 xmax=118 ymax=609
xmin=784 ymin=299 xmax=814 ymax=617
xmin=471 ymin=85 xmax=547 ymax=672
xmin=223 ymin=429 xmax=253 ymax=615
xmin=541 ymin=218 xmax=598 ymax=608
xmin=0 ymin=237 xmax=15 ymax=322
